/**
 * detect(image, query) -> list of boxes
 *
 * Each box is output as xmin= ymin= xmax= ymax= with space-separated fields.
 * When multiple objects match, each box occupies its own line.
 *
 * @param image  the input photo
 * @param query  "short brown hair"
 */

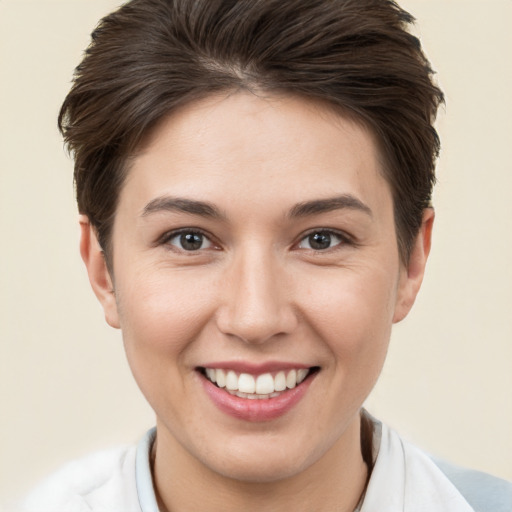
xmin=59 ymin=0 xmax=444 ymax=264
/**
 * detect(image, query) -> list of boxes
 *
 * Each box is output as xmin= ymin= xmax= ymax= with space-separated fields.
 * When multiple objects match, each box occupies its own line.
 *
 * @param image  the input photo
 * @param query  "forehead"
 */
xmin=121 ymin=92 xmax=392 ymax=218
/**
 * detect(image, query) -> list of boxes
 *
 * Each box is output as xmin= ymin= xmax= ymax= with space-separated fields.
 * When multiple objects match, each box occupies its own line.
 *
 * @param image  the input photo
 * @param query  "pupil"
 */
xmin=181 ymin=233 xmax=202 ymax=250
xmin=309 ymin=232 xmax=331 ymax=250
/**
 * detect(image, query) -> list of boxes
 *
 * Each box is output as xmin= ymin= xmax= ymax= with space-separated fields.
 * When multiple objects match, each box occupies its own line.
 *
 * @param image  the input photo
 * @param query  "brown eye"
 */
xmin=168 ymin=231 xmax=212 ymax=251
xmin=298 ymin=231 xmax=343 ymax=251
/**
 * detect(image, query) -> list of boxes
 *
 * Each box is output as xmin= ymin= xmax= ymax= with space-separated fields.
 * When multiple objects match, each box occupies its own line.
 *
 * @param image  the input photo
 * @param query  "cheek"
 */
xmin=301 ymin=268 xmax=398 ymax=349
xmin=116 ymin=267 xmax=217 ymax=350
xmin=298 ymin=265 xmax=398 ymax=405
xmin=113 ymin=269 xmax=220 ymax=407
xmin=113 ymin=281 xmax=192 ymax=416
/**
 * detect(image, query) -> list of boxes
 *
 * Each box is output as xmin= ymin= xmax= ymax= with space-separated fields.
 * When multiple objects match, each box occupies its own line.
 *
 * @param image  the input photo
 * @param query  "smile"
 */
xmin=197 ymin=362 xmax=320 ymax=421
xmin=203 ymin=368 xmax=312 ymax=399
xmin=198 ymin=365 xmax=320 ymax=408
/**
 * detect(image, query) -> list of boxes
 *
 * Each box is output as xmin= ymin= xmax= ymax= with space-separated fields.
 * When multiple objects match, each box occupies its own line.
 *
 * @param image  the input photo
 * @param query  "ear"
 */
xmin=79 ymin=215 xmax=120 ymax=329
xmin=393 ymin=208 xmax=434 ymax=323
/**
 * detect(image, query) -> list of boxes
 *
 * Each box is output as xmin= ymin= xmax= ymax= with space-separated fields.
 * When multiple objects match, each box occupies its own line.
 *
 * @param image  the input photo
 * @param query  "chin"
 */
xmin=196 ymin=433 xmax=326 ymax=484
xmin=210 ymin=453 xmax=309 ymax=484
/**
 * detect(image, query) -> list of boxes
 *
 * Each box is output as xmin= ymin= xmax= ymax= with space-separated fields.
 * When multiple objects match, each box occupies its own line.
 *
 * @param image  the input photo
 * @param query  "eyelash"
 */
xmin=158 ymin=228 xmax=353 ymax=253
xmin=159 ymin=228 xmax=216 ymax=252
xmin=296 ymin=229 xmax=353 ymax=252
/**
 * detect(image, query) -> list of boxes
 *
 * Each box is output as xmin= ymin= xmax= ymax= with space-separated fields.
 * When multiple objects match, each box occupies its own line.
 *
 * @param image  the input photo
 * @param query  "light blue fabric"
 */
xmin=433 ymin=458 xmax=512 ymax=512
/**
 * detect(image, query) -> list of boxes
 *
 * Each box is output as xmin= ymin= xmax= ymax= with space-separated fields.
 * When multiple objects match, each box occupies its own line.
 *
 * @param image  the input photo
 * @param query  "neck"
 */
xmin=152 ymin=413 xmax=370 ymax=512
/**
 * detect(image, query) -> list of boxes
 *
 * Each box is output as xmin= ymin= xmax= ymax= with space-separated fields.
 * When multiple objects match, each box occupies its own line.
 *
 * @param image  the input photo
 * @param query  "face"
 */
xmin=83 ymin=92 xmax=431 ymax=483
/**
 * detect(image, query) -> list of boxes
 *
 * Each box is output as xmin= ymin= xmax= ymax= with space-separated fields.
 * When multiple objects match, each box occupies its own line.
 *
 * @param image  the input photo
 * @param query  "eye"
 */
xmin=298 ymin=230 xmax=345 ymax=251
xmin=166 ymin=231 xmax=213 ymax=251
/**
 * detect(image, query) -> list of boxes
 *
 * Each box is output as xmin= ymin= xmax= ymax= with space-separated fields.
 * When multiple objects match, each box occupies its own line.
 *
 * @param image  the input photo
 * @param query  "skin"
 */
xmin=80 ymin=92 xmax=433 ymax=512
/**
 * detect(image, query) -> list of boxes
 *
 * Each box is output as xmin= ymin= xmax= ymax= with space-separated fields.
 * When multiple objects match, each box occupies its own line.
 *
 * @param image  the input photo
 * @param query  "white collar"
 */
xmin=135 ymin=418 xmax=475 ymax=512
xmin=136 ymin=427 xmax=159 ymax=512
xmin=361 ymin=418 xmax=474 ymax=512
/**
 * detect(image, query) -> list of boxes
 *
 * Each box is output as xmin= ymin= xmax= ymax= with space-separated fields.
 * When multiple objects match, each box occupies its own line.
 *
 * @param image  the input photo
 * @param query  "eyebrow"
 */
xmin=141 ymin=197 xmax=225 ymax=220
xmin=141 ymin=194 xmax=372 ymax=221
xmin=288 ymin=195 xmax=373 ymax=219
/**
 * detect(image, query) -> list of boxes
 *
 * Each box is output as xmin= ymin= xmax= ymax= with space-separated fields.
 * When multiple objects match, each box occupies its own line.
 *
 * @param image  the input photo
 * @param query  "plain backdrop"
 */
xmin=1 ymin=0 xmax=511 ymax=506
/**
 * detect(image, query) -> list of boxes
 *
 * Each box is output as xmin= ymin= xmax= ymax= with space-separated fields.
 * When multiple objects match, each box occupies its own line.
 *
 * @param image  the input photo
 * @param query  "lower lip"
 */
xmin=200 ymin=373 xmax=315 ymax=422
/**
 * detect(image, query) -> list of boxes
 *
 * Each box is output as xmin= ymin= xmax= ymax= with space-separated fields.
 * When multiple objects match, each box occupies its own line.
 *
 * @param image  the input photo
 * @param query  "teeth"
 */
xmin=286 ymin=369 xmax=297 ymax=389
xmin=204 ymin=368 xmax=311 ymax=396
xmin=238 ymin=373 xmax=256 ymax=393
xmin=215 ymin=369 xmax=226 ymax=388
xmin=226 ymin=389 xmax=271 ymax=399
xmin=274 ymin=371 xmax=286 ymax=391
xmin=297 ymin=369 xmax=308 ymax=384
xmin=255 ymin=373 xmax=274 ymax=394
xmin=226 ymin=370 xmax=238 ymax=390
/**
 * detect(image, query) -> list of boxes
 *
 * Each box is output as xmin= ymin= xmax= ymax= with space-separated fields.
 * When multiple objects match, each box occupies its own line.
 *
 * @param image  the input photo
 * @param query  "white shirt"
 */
xmin=21 ymin=417 xmax=511 ymax=512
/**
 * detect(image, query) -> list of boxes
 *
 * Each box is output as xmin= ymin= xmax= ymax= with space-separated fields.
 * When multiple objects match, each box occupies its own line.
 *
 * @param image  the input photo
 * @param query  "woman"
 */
xmin=21 ymin=0 xmax=511 ymax=511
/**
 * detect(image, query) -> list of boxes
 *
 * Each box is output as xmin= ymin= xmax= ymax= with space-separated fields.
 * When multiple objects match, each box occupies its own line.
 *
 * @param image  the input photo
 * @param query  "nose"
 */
xmin=216 ymin=247 xmax=298 ymax=344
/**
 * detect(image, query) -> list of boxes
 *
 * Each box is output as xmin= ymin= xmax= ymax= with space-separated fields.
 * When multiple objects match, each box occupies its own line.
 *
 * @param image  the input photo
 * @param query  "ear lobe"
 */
xmin=393 ymin=209 xmax=434 ymax=323
xmin=79 ymin=215 xmax=120 ymax=329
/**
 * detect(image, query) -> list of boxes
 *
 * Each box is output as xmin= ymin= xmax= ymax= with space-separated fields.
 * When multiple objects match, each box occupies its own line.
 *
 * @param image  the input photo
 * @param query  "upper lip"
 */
xmin=197 ymin=361 xmax=315 ymax=374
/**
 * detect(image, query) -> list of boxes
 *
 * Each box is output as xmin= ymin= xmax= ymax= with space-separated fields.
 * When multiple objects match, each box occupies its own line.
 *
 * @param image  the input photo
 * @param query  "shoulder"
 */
xmin=21 ymin=444 xmax=140 ymax=512
xmin=432 ymin=458 xmax=512 ymax=512
xmin=363 ymin=412 xmax=511 ymax=512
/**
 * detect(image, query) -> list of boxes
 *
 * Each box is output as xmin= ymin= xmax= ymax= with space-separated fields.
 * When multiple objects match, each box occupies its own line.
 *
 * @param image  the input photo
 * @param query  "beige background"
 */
xmin=1 ymin=0 xmax=511 ymax=506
